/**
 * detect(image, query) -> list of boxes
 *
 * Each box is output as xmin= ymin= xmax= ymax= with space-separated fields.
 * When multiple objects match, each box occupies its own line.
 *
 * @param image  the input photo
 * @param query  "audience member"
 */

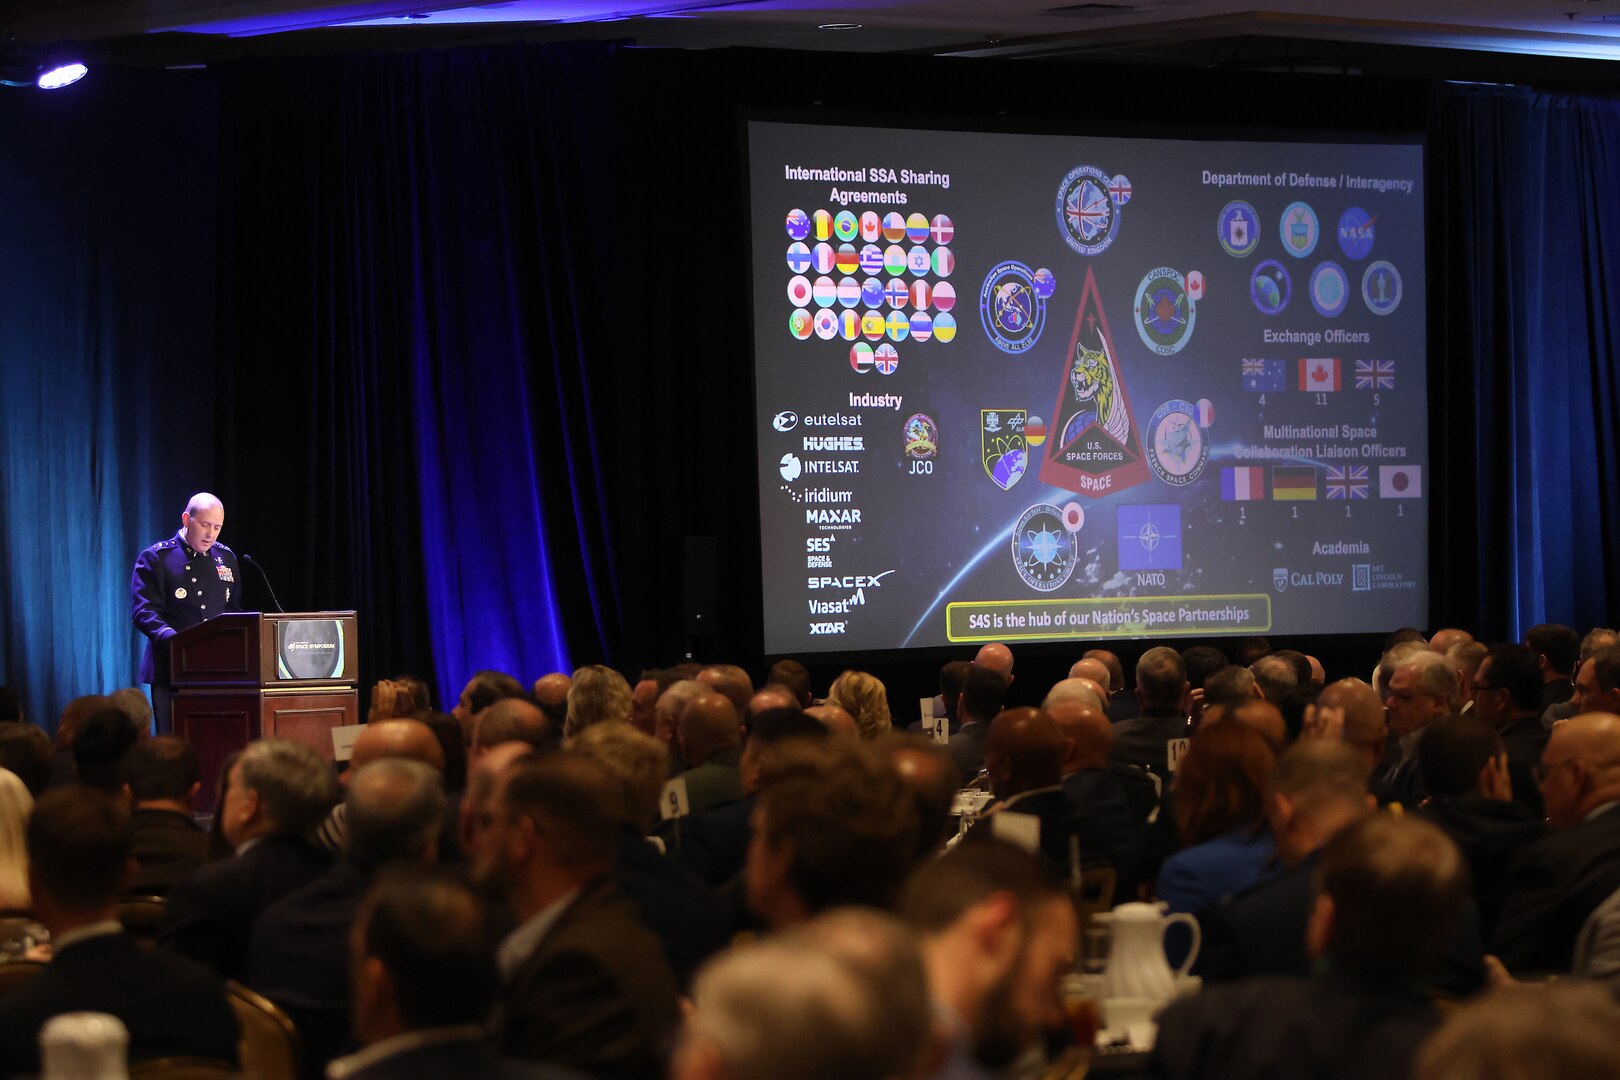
xmin=901 ymin=841 xmax=1074 ymax=1075
xmin=967 ymin=707 xmax=1104 ymax=877
xmin=423 ymin=711 xmax=468 ymax=795
xmin=160 ymin=738 xmax=338 ymax=980
xmin=1525 ymin=623 xmax=1579 ymax=710
xmin=1067 ymin=657 xmax=1112 ymax=691
xmin=1546 ymin=629 xmax=1620 ymax=726
xmin=125 ymin=735 xmax=211 ymax=895
xmin=1046 ymin=698 xmax=1140 ymax=861
xmin=674 ymin=909 xmax=932 ymax=1080
xmin=745 ymin=737 xmax=918 ymax=927
xmin=250 ymin=759 xmax=446 ymax=1077
xmin=1227 ymin=700 xmax=1287 ymax=751
xmin=571 ymin=725 xmax=731 ymax=990
xmin=1381 ymin=650 xmax=1461 ymax=806
xmin=1573 ymin=881 xmax=1620 ymax=994
xmin=1429 ymin=627 xmax=1474 ymax=655
xmin=1109 ymin=646 xmax=1189 ymax=778
xmin=1157 ymin=721 xmax=1277 ymax=928
xmin=1416 ymin=714 xmax=1545 ymax=938
xmin=654 ymin=679 xmax=707 ymax=771
xmin=1414 ymin=982 xmax=1620 ymax=1080
xmin=1271 ymin=649 xmax=1314 ymax=687
xmin=1447 ymin=640 xmax=1490 ymax=711
xmin=110 ymin=687 xmax=154 ymax=736
xmin=1201 ymin=666 xmax=1259 ymax=712
xmin=1567 ymin=643 xmax=1620 ymax=719
xmin=807 ymin=702 xmax=858 ymax=737
xmin=0 ymin=787 xmax=239 ymax=1073
xmin=0 ymin=722 xmax=54 ymax=798
xmin=1181 ymin=646 xmax=1229 ymax=692
xmin=1470 ymin=643 xmax=1549 ymax=813
xmin=71 ymin=707 xmax=141 ymax=796
xmin=1044 ymin=678 xmax=1105 ymax=712
xmin=629 ymin=671 xmax=662 ymax=736
xmin=881 ymin=733 xmax=962 ymax=858
xmin=975 ymin=642 xmax=1015 ymax=687
xmin=1085 ymin=648 xmax=1136 ymax=722
xmin=910 ymin=659 xmax=971 ymax=736
xmin=745 ymin=686 xmax=798 ymax=720
xmin=318 ymin=718 xmax=449 ymax=855
xmin=1235 ymin=636 xmax=1273 ymax=666
xmin=676 ymin=693 xmax=746 ymax=813
xmin=1492 ymin=711 xmax=1620 ymax=976
xmin=826 ymin=669 xmax=892 ymax=740
xmin=1313 ymin=678 xmax=1392 ymax=800
xmin=330 ymin=869 xmax=577 ymax=1080
xmin=564 ymin=665 xmax=633 ymax=740
xmin=474 ymin=697 xmax=553 ymax=755
xmin=1155 ymin=815 xmax=1467 ymax=1080
xmin=475 ymin=754 xmax=679 ymax=1077
xmin=453 ymin=670 xmax=529 ymax=743
xmin=765 ymin=659 xmax=814 ymax=710
xmin=948 ymin=664 xmax=1009 ymax=781
xmin=458 ymin=741 xmax=536 ymax=858
xmin=1372 ymin=639 xmax=1429 ymax=702
xmin=1249 ymin=654 xmax=1298 ymax=703
xmin=533 ymin=672 xmax=571 ymax=732
xmin=696 ymin=664 xmax=754 ymax=718
xmin=0 ymin=770 xmax=30 ymax=910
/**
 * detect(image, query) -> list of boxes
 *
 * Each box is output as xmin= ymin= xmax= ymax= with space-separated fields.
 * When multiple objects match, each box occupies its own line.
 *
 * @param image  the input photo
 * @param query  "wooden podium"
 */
xmin=168 ymin=611 xmax=359 ymax=793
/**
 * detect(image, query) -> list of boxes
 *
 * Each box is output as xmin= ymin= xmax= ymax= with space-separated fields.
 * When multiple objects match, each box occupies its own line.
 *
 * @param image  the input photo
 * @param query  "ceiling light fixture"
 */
xmin=36 ymin=61 xmax=87 ymax=90
xmin=817 ymin=22 xmax=863 ymax=31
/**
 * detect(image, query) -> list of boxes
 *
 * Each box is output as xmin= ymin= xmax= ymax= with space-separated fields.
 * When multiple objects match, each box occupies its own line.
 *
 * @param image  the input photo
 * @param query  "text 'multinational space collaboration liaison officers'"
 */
xmin=131 ymin=492 xmax=242 ymax=731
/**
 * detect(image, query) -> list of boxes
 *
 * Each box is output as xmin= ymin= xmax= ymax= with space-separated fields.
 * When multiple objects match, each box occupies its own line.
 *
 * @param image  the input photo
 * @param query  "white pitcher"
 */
xmin=1095 ymin=901 xmax=1201 ymax=1006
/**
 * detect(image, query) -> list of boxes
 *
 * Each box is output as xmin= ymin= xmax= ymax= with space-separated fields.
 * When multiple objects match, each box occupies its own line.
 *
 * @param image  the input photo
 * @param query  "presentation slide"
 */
xmin=749 ymin=120 xmax=1427 ymax=655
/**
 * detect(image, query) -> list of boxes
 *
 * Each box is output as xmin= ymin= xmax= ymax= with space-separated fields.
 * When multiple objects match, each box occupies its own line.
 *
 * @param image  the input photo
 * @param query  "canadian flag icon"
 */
xmin=1298 ymin=358 xmax=1341 ymax=391
xmin=1186 ymin=271 xmax=1205 ymax=302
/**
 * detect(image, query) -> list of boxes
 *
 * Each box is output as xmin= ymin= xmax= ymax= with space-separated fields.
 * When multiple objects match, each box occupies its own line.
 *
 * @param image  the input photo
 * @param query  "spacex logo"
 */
xmin=773 ymin=411 xmax=799 ymax=432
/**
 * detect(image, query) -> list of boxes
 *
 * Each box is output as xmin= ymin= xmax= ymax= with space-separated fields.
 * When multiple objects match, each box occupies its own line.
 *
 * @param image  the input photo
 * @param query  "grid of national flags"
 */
xmin=785 ymin=208 xmax=959 ymax=371
xmin=1220 ymin=465 xmax=1422 ymax=501
xmin=1240 ymin=357 xmax=1397 ymax=392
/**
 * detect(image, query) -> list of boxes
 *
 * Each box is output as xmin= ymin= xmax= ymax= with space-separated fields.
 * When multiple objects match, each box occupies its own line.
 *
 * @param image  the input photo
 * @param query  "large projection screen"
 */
xmin=749 ymin=120 xmax=1427 ymax=655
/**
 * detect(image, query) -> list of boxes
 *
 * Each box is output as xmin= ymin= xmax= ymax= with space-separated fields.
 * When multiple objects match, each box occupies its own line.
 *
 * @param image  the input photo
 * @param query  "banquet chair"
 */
xmin=226 ymin=981 xmax=301 ymax=1080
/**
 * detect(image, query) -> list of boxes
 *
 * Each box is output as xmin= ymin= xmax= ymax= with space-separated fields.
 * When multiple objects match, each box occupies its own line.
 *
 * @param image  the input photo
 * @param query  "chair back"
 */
xmin=0 ymin=960 xmax=45 ymax=999
xmin=225 ymin=981 xmax=300 ymax=1080
xmin=117 ymin=895 xmax=168 ymax=945
xmin=130 ymin=1057 xmax=242 ymax=1079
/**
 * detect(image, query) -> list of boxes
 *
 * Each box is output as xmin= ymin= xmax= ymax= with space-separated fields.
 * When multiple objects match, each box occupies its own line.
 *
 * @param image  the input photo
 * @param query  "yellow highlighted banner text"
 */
xmin=945 ymin=594 xmax=1272 ymax=642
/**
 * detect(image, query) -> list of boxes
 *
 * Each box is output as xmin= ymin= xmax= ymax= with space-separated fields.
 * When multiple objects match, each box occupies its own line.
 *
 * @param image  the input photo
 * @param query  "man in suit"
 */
xmin=249 ymin=759 xmax=446 ymax=1078
xmin=947 ymin=664 xmax=1008 ymax=782
xmin=675 ymin=693 xmax=745 ymax=814
xmin=1047 ymin=696 xmax=1141 ymax=861
xmin=1108 ymin=646 xmax=1189 ymax=779
xmin=1379 ymin=650 xmax=1460 ymax=807
xmin=1153 ymin=815 xmax=1467 ymax=1080
xmin=328 ymin=870 xmax=580 ymax=1080
xmin=1492 ymin=711 xmax=1620 ymax=976
xmin=159 ymin=738 xmax=337 ymax=980
xmin=476 ymin=754 xmax=679 ymax=1079
xmin=1526 ymin=623 xmax=1580 ymax=711
xmin=0 ymin=787 xmax=239 ymax=1075
xmin=126 ymin=735 xmax=212 ymax=895
xmin=1471 ymin=643 xmax=1551 ymax=814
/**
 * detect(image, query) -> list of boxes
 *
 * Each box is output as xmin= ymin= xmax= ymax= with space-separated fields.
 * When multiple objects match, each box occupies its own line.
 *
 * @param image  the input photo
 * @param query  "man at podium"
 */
xmin=131 ymin=492 xmax=242 ymax=732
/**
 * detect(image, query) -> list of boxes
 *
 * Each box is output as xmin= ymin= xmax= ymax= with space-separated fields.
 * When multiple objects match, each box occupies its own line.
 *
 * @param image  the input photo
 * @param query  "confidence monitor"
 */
xmin=749 ymin=120 xmax=1427 ymax=655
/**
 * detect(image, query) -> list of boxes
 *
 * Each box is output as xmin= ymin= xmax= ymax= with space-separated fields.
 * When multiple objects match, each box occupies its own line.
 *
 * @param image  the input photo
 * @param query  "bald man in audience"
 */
xmin=1084 ymin=648 xmax=1135 ymax=723
xmin=1069 ymin=656 xmax=1111 ymax=688
xmin=1044 ymin=678 xmax=1105 ymax=712
xmin=531 ymin=672 xmax=570 ymax=732
xmin=746 ymin=686 xmax=798 ymax=720
xmin=473 ymin=697 xmax=552 ymax=755
xmin=1430 ymin=628 xmax=1474 ymax=655
xmin=975 ymin=642 xmax=1015 ymax=686
xmin=882 ymin=734 xmax=962 ymax=858
xmin=458 ymin=741 xmax=535 ymax=855
xmin=807 ymin=702 xmax=858 ymax=737
xmin=1492 ymin=712 xmax=1620 ymax=976
xmin=697 ymin=664 xmax=754 ymax=717
xmin=1314 ymin=678 xmax=1394 ymax=802
xmin=629 ymin=673 xmax=661 ymax=736
xmin=1048 ymin=698 xmax=1140 ymax=868
xmin=966 ymin=709 xmax=1107 ymax=877
xmin=1249 ymin=654 xmax=1298 ymax=704
xmin=1229 ymin=700 xmax=1287 ymax=752
xmin=676 ymin=693 xmax=746 ymax=813
xmin=318 ymin=718 xmax=450 ymax=857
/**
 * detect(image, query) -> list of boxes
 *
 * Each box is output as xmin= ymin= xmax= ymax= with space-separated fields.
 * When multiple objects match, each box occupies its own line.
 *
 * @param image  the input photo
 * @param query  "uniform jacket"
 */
xmin=130 ymin=532 xmax=243 ymax=683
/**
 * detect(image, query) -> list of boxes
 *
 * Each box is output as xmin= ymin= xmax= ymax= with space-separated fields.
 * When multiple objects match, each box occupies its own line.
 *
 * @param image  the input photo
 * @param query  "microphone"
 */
xmin=240 ymin=554 xmax=286 ymax=613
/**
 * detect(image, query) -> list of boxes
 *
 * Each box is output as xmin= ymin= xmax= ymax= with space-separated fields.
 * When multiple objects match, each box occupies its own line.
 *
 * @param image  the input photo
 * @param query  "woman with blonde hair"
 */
xmin=0 ymin=769 xmax=34 ymax=910
xmin=564 ymin=664 xmax=634 ymax=740
xmin=826 ymin=670 xmax=892 ymax=741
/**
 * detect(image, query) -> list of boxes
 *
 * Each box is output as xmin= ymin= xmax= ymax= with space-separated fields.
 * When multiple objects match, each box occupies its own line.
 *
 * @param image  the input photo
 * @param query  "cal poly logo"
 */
xmin=1273 ymin=568 xmax=1289 ymax=593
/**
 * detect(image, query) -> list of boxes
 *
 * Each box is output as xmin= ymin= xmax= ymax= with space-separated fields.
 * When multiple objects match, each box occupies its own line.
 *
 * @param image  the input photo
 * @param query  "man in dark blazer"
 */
xmin=249 ymin=759 xmax=446 ymax=1079
xmin=1107 ymin=646 xmax=1190 ymax=779
xmin=329 ymin=870 xmax=580 ymax=1080
xmin=0 ymin=788 xmax=239 ymax=1076
xmin=1493 ymin=711 xmax=1620 ymax=976
xmin=673 ymin=693 xmax=745 ymax=814
xmin=476 ymin=754 xmax=679 ymax=1079
xmin=126 ymin=736 xmax=212 ymax=895
xmin=159 ymin=738 xmax=337 ymax=981
xmin=947 ymin=664 xmax=1008 ymax=783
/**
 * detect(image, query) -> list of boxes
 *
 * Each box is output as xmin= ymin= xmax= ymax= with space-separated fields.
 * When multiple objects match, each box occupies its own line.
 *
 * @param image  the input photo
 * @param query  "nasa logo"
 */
xmin=979 ymin=260 xmax=1048 ymax=355
xmin=772 ymin=411 xmax=799 ymax=432
xmin=1056 ymin=165 xmax=1122 ymax=256
xmin=1337 ymin=207 xmax=1376 ymax=260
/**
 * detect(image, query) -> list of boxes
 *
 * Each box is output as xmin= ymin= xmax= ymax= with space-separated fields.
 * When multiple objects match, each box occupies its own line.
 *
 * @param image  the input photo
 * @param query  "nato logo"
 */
xmin=1337 ymin=207 xmax=1376 ymax=260
xmin=1117 ymin=504 xmax=1182 ymax=572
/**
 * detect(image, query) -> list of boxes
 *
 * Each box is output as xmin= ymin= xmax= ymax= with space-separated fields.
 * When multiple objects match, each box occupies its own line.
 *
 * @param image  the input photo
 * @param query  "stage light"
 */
xmin=36 ymin=62 xmax=87 ymax=90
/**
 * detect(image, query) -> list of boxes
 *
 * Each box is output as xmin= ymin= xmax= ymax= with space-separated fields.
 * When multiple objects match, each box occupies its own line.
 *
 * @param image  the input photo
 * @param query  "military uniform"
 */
xmin=131 ymin=532 xmax=243 ymax=687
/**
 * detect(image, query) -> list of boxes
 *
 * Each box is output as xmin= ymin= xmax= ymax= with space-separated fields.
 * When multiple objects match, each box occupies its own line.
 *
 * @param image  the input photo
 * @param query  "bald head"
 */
xmin=185 ymin=492 xmax=223 ymax=516
xmin=698 ymin=665 xmax=754 ymax=717
xmin=984 ymin=707 xmax=1064 ymax=798
xmin=679 ymin=693 xmax=743 ymax=765
xmin=1084 ymin=649 xmax=1125 ymax=693
xmin=807 ymin=704 xmax=857 ymax=737
xmin=1229 ymin=700 xmax=1286 ymax=751
xmin=1429 ymin=628 xmax=1474 ymax=654
xmin=1068 ymin=658 xmax=1111 ymax=688
xmin=747 ymin=687 xmax=799 ymax=719
xmin=974 ymin=643 xmax=1014 ymax=682
xmin=532 ymin=673 xmax=571 ymax=710
xmin=1044 ymin=678 xmax=1104 ymax=712
xmin=1319 ymin=679 xmax=1386 ymax=748
xmin=473 ymin=698 xmax=551 ymax=755
xmin=1543 ymin=712 xmax=1620 ymax=827
xmin=1306 ymin=655 xmax=1326 ymax=685
xmin=1047 ymin=700 xmax=1112 ymax=775
xmin=352 ymin=719 xmax=446 ymax=774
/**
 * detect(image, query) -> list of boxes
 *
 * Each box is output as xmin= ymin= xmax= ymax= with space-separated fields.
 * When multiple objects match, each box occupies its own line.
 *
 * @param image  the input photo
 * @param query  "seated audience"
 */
xmin=948 ymin=664 xmax=1009 ymax=781
xmin=765 ymin=658 xmax=814 ymax=710
xmin=0 ymin=787 xmax=239 ymax=1073
xmin=71 ymin=706 xmax=141 ymax=796
xmin=475 ymin=754 xmax=679 ymax=1078
xmin=1249 ymin=654 xmax=1298 ymax=703
xmin=654 ymin=679 xmax=707 ymax=773
xmin=745 ymin=737 xmax=918 ymax=927
xmin=1492 ymin=710 xmax=1620 ymax=976
xmin=807 ymin=702 xmax=858 ymax=736
xmin=422 ymin=711 xmax=468 ymax=796
xmin=0 ymin=723 xmax=52 ymax=798
xmin=473 ymin=698 xmax=554 ymax=756
xmin=1470 ymin=643 xmax=1550 ymax=814
xmin=908 ymin=659 xmax=971 ymax=736
xmin=1313 ymin=678 xmax=1391 ymax=800
xmin=564 ymin=665 xmax=633 ymax=740
xmin=674 ymin=908 xmax=933 ymax=1080
xmin=453 ymin=670 xmax=530 ymax=745
xmin=0 ymin=769 xmax=30 ymax=911
xmin=1429 ymin=628 xmax=1474 ymax=655
xmin=1380 ymin=650 xmax=1461 ymax=806
xmin=1525 ymin=622 xmax=1579 ymax=710
xmin=1225 ymin=699 xmax=1287 ymax=751
xmin=629 ymin=670 xmax=663 ymax=736
xmin=1156 ymin=721 xmax=1277 ymax=929
xmin=1415 ymin=713 xmax=1545 ymax=938
xmin=1084 ymin=648 xmax=1135 ymax=722
xmin=1154 ymin=815 xmax=1467 ymax=1080
xmin=1414 ymin=982 xmax=1620 ymax=1080
xmin=250 ymin=758 xmax=445 ymax=1077
xmin=1543 ymin=630 xmax=1619 ymax=727
xmin=1045 ymin=697 xmax=1140 ymax=860
xmin=533 ymin=672 xmax=571 ymax=732
xmin=570 ymin=722 xmax=732 ymax=991
xmin=901 ymin=840 xmax=1074 ymax=1076
xmin=110 ymin=687 xmax=154 ymax=737
xmin=1110 ymin=646 xmax=1190 ymax=778
xmin=745 ymin=686 xmax=798 ymax=719
xmin=880 ymin=733 xmax=962 ymax=858
xmin=695 ymin=665 xmax=754 ymax=718
xmin=1201 ymin=665 xmax=1259 ymax=712
xmin=1447 ymin=640 xmax=1489 ymax=712
xmin=675 ymin=693 xmax=745 ymax=813
xmin=975 ymin=642 xmax=1015 ymax=688
xmin=159 ymin=737 xmax=338 ymax=980
xmin=1566 ymin=642 xmax=1620 ymax=720
xmin=329 ymin=869 xmax=578 ymax=1080
xmin=126 ymin=735 xmax=211 ymax=895
xmin=317 ymin=718 xmax=448 ymax=855
xmin=825 ymin=669 xmax=892 ymax=740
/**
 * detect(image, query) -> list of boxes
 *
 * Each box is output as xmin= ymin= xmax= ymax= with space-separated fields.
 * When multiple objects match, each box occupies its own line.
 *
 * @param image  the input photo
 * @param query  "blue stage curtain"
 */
xmin=0 ymin=73 xmax=220 ymax=734
xmin=1431 ymin=86 xmax=1620 ymax=640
